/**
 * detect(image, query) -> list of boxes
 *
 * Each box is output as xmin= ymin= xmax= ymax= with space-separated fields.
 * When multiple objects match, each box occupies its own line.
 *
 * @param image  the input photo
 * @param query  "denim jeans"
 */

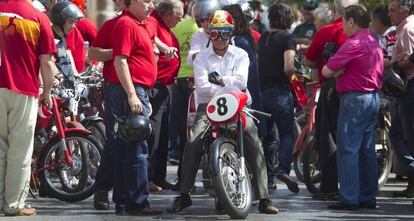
xmin=391 ymin=80 xmax=414 ymax=173
xmin=262 ymin=85 xmax=295 ymax=178
xmin=105 ymin=84 xmax=151 ymax=208
xmin=336 ymin=92 xmax=379 ymax=205
xmin=168 ymin=78 xmax=194 ymax=181
xmin=94 ymin=82 xmax=116 ymax=192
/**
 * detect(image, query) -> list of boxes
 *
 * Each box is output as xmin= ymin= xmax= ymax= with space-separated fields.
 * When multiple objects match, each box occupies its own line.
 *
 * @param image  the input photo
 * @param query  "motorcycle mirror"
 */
xmin=208 ymin=71 xmax=224 ymax=86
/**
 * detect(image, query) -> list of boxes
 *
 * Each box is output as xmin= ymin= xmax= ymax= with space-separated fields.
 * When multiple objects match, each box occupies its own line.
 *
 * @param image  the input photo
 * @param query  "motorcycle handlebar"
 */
xmin=244 ymin=108 xmax=272 ymax=118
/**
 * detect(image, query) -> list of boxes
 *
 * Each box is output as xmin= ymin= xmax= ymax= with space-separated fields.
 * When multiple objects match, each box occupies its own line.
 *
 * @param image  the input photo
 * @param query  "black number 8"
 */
xmin=217 ymin=97 xmax=228 ymax=116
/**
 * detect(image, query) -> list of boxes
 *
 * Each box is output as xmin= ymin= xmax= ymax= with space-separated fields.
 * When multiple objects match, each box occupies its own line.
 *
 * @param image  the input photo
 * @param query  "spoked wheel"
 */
xmin=212 ymin=142 xmax=251 ymax=219
xmin=376 ymin=128 xmax=393 ymax=188
xmin=302 ymin=132 xmax=322 ymax=193
xmin=38 ymin=132 xmax=102 ymax=202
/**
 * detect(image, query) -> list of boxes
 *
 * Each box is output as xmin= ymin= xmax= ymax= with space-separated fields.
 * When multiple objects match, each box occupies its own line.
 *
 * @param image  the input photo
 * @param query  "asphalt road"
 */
xmin=3 ymin=165 xmax=414 ymax=221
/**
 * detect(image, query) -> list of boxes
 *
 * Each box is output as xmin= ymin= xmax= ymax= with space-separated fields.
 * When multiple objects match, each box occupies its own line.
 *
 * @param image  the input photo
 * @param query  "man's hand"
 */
xmin=163 ymin=47 xmax=178 ymax=59
xmin=128 ymin=93 xmax=143 ymax=113
xmin=40 ymin=92 xmax=52 ymax=110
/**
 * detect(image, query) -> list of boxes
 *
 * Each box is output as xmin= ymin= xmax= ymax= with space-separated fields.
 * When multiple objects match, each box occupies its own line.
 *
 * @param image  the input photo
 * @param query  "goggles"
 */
xmin=209 ymin=30 xmax=232 ymax=40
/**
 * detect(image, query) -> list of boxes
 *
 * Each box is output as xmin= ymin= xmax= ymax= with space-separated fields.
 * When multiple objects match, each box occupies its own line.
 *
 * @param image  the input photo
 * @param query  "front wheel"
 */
xmin=302 ymin=132 xmax=323 ymax=194
xmin=38 ymin=132 xmax=102 ymax=202
xmin=212 ymin=141 xmax=251 ymax=219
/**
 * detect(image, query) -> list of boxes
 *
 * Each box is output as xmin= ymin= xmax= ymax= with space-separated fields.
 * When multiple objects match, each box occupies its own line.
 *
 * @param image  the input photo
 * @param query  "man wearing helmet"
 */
xmin=68 ymin=0 xmax=98 ymax=46
xmin=0 ymin=0 xmax=56 ymax=216
xmin=187 ymin=0 xmax=221 ymax=64
xmin=50 ymin=1 xmax=84 ymax=89
xmin=167 ymin=10 xmax=279 ymax=215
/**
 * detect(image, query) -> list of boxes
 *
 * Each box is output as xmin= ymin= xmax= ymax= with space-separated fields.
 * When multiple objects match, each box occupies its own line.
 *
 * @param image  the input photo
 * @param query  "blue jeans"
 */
xmin=337 ymin=92 xmax=379 ymax=205
xmin=94 ymin=82 xmax=117 ymax=192
xmin=262 ymin=85 xmax=295 ymax=178
xmin=106 ymin=84 xmax=151 ymax=208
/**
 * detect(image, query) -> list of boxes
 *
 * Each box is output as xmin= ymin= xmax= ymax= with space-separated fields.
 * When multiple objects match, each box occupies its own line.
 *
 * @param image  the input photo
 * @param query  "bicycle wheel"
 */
xmin=38 ymin=132 xmax=102 ymax=202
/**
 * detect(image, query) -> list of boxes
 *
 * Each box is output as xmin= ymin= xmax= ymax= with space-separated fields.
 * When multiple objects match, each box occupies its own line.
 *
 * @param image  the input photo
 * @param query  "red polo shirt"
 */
xmin=305 ymin=18 xmax=347 ymax=83
xmin=67 ymin=26 xmax=86 ymax=72
xmin=76 ymin=18 xmax=97 ymax=46
xmin=91 ymin=16 xmax=119 ymax=83
xmin=146 ymin=11 xmax=180 ymax=85
xmin=0 ymin=0 xmax=56 ymax=97
xmin=112 ymin=10 xmax=157 ymax=88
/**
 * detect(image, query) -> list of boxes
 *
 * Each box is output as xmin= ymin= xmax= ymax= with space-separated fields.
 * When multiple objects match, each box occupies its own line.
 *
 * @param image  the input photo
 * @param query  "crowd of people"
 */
xmin=0 ymin=0 xmax=414 ymax=217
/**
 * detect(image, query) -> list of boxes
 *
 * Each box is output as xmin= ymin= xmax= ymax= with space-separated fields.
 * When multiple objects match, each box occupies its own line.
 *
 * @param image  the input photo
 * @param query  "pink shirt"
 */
xmin=392 ymin=15 xmax=414 ymax=80
xmin=326 ymin=29 xmax=383 ymax=93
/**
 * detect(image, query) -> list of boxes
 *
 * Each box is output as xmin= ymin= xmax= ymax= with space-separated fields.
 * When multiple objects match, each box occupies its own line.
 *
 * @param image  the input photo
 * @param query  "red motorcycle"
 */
xmin=199 ymin=74 xmax=270 ymax=219
xmin=32 ymin=88 xmax=102 ymax=202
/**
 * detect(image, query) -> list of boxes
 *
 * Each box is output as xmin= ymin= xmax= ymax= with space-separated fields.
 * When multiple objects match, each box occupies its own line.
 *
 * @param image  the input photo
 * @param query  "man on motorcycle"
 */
xmin=167 ymin=10 xmax=279 ymax=215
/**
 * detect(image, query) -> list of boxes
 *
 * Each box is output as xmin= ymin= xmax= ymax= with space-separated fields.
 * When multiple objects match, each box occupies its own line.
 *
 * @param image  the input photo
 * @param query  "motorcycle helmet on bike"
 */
xmin=382 ymin=68 xmax=407 ymax=97
xmin=50 ymin=1 xmax=84 ymax=28
xmin=192 ymin=0 xmax=221 ymax=26
xmin=114 ymin=114 xmax=152 ymax=142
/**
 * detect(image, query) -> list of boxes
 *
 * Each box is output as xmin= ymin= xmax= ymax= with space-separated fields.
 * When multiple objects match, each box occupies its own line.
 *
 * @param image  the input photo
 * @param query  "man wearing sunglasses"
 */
xmin=167 ymin=10 xmax=279 ymax=215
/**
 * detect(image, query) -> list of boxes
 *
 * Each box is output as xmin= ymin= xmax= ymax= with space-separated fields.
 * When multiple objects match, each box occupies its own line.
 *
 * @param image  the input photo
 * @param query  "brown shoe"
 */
xmin=258 ymin=198 xmax=279 ymax=214
xmin=149 ymin=181 xmax=163 ymax=192
xmin=5 ymin=208 xmax=36 ymax=216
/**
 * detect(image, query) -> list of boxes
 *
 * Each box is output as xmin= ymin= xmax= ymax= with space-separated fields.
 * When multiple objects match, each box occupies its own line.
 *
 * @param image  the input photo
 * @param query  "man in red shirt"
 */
xmin=69 ymin=0 xmax=98 ymax=45
xmin=145 ymin=0 xmax=183 ymax=192
xmin=303 ymin=0 xmax=358 ymax=200
xmin=88 ymin=0 xmax=125 ymax=211
xmin=66 ymin=24 xmax=87 ymax=72
xmin=110 ymin=0 xmax=161 ymax=216
xmin=0 ymin=0 xmax=55 ymax=216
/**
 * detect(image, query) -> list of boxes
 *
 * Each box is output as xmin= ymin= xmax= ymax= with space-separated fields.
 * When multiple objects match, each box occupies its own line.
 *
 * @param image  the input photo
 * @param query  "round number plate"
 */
xmin=206 ymin=93 xmax=239 ymax=122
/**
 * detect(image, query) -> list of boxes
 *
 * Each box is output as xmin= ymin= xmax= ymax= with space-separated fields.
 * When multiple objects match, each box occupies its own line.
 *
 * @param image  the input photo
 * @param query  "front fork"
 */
xmin=237 ymin=115 xmax=247 ymax=193
xmin=52 ymin=98 xmax=74 ymax=167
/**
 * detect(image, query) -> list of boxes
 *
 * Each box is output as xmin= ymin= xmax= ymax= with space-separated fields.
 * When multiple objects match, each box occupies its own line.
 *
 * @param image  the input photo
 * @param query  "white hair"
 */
xmin=334 ymin=0 xmax=359 ymax=15
xmin=314 ymin=4 xmax=332 ymax=24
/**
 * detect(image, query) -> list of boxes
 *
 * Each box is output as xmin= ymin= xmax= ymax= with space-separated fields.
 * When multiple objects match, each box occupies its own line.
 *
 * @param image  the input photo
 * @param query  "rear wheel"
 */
xmin=212 ymin=141 xmax=251 ymax=219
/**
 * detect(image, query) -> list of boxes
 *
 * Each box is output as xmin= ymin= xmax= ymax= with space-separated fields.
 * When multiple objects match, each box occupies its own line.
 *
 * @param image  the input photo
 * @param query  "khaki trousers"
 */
xmin=0 ymin=89 xmax=37 ymax=214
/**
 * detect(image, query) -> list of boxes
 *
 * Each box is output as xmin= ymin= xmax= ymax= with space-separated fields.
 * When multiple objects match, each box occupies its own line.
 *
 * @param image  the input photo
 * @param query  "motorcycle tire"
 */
xmin=38 ymin=132 xmax=102 ymax=202
xmin=302 ymin=131 xmax=325 ymax=194
xmin=83 ymin=120 xmax=106 ymax=150
xmin=212 ymin=140 xmax=252 ymax=219
xmin=377 ymin=128 xmax=393 ymax=188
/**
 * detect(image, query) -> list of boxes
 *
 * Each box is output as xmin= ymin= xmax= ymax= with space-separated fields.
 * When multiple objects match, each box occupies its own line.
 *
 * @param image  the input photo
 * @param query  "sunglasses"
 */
xmin=209 ymin=30 xmax=232 ymax=40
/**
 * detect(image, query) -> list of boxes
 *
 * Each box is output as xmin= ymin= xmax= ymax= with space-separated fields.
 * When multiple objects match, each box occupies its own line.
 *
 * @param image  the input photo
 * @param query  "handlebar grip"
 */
xmin=249 ymin=109 xmax=272 ymax=118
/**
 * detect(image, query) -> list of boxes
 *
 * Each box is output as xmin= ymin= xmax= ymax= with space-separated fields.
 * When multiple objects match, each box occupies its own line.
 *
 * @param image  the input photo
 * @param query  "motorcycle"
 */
xmin=32 ymin=86 xmax=103 ymax=202
xmin=198 ymin=73 xmax=270 ymax=219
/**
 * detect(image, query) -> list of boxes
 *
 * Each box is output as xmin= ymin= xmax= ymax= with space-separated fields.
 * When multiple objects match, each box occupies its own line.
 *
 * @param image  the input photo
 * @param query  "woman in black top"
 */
xmin=258 ymin=1 xmax=298 ymax=193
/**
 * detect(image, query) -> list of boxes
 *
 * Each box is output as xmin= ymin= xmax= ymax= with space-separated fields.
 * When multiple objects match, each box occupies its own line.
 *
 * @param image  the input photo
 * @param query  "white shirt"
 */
xmin=193 ymin=45 xmax=250 ymax=104
xmin=187 ymin=30 xmax=211 ymax=66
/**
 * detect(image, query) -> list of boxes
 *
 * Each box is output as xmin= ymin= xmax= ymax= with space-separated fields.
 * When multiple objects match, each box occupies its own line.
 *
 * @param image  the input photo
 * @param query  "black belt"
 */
xmin=175 ymin=77 xmax=192 ymax=83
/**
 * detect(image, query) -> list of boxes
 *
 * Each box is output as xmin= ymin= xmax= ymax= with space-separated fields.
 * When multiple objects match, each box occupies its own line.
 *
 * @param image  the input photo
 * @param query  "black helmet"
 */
xmin=303 ymin=0 xmax=318 ymax=11
xmin=192 ymin=0 xmax=221 ymax=22
xmin=382 ymin=69 xmax=407 ymax=97
xmin=114 ymin=114 xmax=152 ymax=142
xmin=50 ymin=1 xmax=84 ymax=27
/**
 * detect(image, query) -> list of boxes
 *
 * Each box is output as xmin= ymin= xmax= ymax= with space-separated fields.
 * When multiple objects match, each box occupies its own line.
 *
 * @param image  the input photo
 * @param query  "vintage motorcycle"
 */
xmin=197 ymin=73 xmax=270 ymax=219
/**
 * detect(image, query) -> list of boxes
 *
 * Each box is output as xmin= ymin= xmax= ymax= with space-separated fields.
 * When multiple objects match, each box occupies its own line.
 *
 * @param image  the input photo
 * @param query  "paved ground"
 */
xmin=3 ymin=166 xmax=414 ymax=221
